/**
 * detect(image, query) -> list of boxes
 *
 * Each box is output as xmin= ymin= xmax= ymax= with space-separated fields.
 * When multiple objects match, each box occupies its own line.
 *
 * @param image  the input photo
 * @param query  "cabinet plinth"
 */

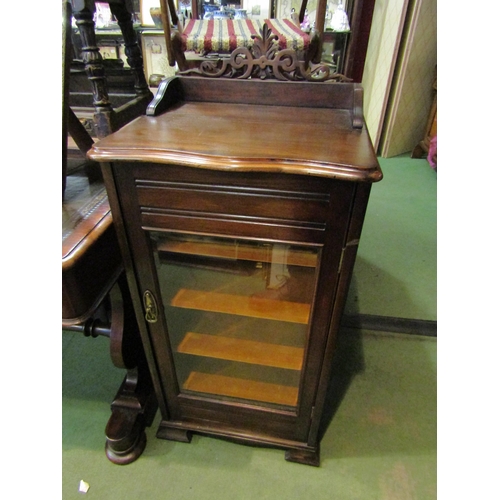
xmin=89 ymin=76 xmax=382 ymax=466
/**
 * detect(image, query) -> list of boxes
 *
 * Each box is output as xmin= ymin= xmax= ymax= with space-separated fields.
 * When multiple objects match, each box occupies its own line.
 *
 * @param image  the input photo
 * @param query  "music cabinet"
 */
xmin=89 ymin=76 xmax=382 ymax=466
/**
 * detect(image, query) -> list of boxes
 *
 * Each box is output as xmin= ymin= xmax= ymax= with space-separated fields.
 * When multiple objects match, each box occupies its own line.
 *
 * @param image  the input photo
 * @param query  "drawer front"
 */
xmin=132 ymin=163 xmax=334 ymax=244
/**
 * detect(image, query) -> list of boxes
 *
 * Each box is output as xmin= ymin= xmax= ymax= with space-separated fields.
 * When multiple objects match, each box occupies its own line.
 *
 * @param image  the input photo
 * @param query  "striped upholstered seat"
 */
xmin=181 ymin=18 xmax=311 ymax=54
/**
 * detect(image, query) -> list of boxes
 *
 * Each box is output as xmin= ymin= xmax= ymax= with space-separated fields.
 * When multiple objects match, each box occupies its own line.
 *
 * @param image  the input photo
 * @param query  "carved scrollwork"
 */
xmin=179 ymin=23 xmax=351 ymax=82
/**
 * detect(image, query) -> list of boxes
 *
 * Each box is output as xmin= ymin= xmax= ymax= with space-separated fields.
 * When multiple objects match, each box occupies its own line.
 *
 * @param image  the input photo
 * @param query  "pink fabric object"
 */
xmin=428 ymin=135 xmax=437 ymax=169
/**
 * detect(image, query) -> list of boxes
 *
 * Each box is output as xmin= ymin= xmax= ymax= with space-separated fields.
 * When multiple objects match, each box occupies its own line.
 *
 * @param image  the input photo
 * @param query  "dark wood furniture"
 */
xmin=157 ymin=0 xmax=323 ymax=72
xmin=63 ymin=2 xmax=157 ymax=465
xmin=62 ymin=164 xmax=158 ymax=464
xmin=343 ymin=0 xmax=375 ymax=82
xmin=89 ymin=76 xmax=382 ymax=466
xmin=68 ymin=0 xmax=152 ymax=138
xmin=153 ymin=0 xmax=373 ymax=82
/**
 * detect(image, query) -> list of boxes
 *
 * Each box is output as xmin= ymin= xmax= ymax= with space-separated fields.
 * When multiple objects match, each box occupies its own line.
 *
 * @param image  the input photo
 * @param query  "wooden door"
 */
xmin=111 ymin=161 xmax=356 ymax=445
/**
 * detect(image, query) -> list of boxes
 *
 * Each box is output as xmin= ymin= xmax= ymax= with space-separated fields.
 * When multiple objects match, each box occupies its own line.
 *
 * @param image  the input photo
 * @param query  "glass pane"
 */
xmin=151 ymin=232 xmax=320 ymax=410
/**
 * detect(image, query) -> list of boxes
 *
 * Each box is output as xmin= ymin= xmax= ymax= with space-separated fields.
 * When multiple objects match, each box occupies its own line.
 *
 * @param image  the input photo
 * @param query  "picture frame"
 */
xmin=242 ymin=0 xmax=271 ymax=19
xmin=99 ymin=45 xmax=119 ymax=60
xmin=95 ymin=2 xmax=113 ymax=28
xmin=274 ymin=0 xmax=302 ymax=19
xmin=141 ymin=33 xmax=175 ymax=81
xmin=274 ymin=0 xmax=346 ymax=28
xmin=140 ymin=0 xmax=162 ymax=26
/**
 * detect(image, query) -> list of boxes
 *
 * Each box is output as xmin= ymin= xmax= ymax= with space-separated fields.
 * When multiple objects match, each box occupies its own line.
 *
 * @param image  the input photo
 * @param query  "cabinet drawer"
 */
xmin=131 ymin=164 xmax=337 ymax=243
xmin=137 ymin=180 xmax=330 ymax=223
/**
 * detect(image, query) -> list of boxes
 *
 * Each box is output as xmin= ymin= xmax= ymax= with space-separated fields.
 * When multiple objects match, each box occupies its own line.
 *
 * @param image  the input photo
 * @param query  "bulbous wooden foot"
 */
xmin=105 ymin=408 xmax=148 ymax=465
xmin=104 ymin=277 xmax=158 ymax=464
xmin=106 ymin=418 xmax=146 ymax=465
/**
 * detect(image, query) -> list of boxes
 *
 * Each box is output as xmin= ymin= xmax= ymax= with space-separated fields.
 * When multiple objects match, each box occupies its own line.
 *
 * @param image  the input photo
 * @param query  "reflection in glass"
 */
xmin=151 ymin=232 xmax=320 ymax=409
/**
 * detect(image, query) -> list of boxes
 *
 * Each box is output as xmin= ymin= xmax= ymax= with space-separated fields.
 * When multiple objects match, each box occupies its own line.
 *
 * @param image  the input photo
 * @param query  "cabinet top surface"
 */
xmin=89 ymin=82 xmax=382 ymax=183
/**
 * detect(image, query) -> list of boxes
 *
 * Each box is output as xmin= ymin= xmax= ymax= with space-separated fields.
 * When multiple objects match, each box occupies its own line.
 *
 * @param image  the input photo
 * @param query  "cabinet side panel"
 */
xmin=292 ymin=180 xmax=357 ymax=438
xmin=308 ymin=182 xmax=373 ymax=446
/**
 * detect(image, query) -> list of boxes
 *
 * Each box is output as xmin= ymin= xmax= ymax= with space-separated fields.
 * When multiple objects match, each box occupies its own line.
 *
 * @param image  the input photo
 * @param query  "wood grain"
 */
xmin=171 ymin=289 xmax=311 ymax=324
xmin=183 ymin=371 xmax=299 ymax=406
xmin=89 ymin=81 xmax=382 ymax=183
xmin=177 ymin=332 xmax=304 ymax=370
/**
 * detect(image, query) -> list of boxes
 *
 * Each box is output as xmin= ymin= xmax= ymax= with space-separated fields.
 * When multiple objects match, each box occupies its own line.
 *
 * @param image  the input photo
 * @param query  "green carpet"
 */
xmin=345 ymin=154 xmax=437 ymax=321
xmin=62 ymin=330 xmax=436 ymax=499
xmin=62 ymin=154 xmax=437 ymax=499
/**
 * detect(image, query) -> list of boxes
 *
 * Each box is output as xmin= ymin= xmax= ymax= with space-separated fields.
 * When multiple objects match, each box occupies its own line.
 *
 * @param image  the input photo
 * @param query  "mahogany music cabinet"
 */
xmin=89 ymin=76 xmax=382 ymax=466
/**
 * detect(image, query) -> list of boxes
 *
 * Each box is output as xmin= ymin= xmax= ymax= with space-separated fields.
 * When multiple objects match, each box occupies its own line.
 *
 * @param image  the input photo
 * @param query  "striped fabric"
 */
xmin=181 ymin=19 xmax=310 ymax=53
xmin=264 ymin=18 xmax=310 ymax=51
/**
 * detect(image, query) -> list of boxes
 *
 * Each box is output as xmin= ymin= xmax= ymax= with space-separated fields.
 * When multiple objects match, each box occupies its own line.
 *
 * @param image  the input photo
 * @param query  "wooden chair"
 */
xmin=67 ymin=0 xmax=153 ymax=138
xmin=63 ymin=1 xmax=157 ymax=464
xmin=157 ymin=0 xmax=328 ymax=72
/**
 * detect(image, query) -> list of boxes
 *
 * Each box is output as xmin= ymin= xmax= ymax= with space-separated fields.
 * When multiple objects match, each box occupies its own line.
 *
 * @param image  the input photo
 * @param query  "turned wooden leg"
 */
xmin=108 ymin=1 xmax=152 ymax=98
xmin=71 ymin=3 xmax=115 ymax=137
xmin=172 ymin=33 xmax=188 ymax=71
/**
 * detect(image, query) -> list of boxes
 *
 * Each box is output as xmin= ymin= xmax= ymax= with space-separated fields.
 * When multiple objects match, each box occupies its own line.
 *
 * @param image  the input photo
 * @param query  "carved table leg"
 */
xmin=105 ymin=274 xmax=158 ymax=465
xmin=108 ymin=1 xmax=151 ymax=97
xmin=71 ymin=2 xmax=115 ymax=138
xmin=105 ymin=366 xmax=157 ymax=464
xmin=65 ymin=274 xmax=157 ymax=464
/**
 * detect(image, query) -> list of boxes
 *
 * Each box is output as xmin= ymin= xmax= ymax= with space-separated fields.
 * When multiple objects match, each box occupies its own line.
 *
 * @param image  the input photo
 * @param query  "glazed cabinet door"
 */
xmin=150 ymin=232 xmax=319 ymax=411
xmin=111 ymin=162 xmax=356 ymax=444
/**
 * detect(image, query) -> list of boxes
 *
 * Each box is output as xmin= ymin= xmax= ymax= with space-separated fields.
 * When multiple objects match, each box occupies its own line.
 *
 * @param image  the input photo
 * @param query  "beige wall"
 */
xmin=362 ymin=0 xmax=410 ymax=151
xmin=362 ymin=0 xmax=437 ymax=157
xmin=380 ymin=0 xmax=437 ymax=157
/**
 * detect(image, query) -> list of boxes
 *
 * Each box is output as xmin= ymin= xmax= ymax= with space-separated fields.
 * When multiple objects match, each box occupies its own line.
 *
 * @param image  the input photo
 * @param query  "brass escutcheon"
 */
xmin=143 ymin=290 xmax=158 ymax=323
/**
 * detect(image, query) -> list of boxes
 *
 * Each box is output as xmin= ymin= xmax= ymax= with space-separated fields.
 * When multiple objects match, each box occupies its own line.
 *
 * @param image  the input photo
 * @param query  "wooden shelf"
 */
xmin=183 ymin=371 xmax=299 ymax=407
xmin=171 ymin=289 xmax=310 ymax=324
xmin=158 ymin=239 xmax=317 ymax=267
xmin=177 ymin=332 xmax=304 ymax=370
